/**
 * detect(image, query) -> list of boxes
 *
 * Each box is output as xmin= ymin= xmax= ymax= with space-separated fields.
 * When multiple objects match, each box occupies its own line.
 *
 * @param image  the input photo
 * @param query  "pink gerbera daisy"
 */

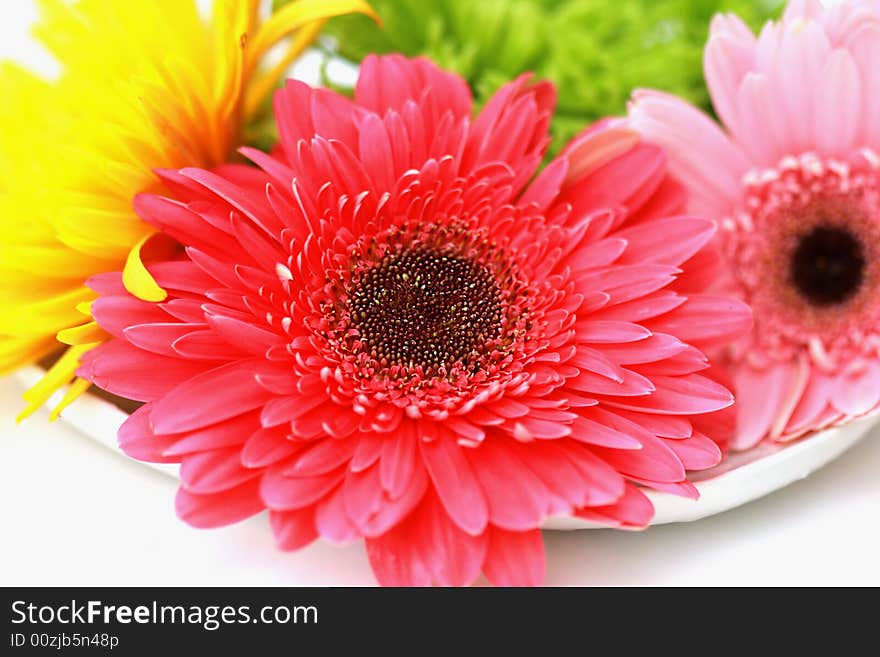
xmin=629 ymin=0 xmax=880 ymax=450
xmin=81 ymin=55 xmax=750 ymax=586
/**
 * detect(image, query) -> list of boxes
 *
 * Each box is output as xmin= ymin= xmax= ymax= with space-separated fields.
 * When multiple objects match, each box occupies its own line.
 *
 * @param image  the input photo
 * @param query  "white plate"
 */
xmin=13 ymin=365 xmax=879 ymax=529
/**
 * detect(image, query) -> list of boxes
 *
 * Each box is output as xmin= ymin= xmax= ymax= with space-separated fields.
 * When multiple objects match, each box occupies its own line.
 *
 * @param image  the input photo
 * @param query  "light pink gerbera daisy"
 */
xmin=629 ymin=0 xmax=880 ymax=450
xmin=80 ymin=55 xmax=750 ymax=586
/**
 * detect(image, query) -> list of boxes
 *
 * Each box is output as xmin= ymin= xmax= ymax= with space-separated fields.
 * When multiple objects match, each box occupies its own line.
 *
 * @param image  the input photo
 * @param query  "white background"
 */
xmin=1 ymin=1 xmax=879 ymax=586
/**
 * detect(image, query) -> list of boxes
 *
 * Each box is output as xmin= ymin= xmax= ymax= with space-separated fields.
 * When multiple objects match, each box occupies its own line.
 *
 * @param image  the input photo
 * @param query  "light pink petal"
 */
xmin=482 ymin=527 xmax=545 ymax=587
xmin=783 ymin=0 xmax=826 ymax=21
xmin=628 ymin=90 xmax=747 ymax=214
xmin=730 ymin=363 xmax=795 ymax=450
xmin=785 ymin=369 xmax=836 ymax=436
xmin=775 ymin=19 xmax=832 ymax=155
xmin=813 ymin=49 xmax=862 ymax=157
xmin=831 ymin=362 xmax=880 ymax=417
xmin=768 ymin=356 xmax=812 ymax=439
xmin=731 ymin=72 xmax=789 ymax=165
xmin=704 ymin=19 xmax=756 ymax=130
xmin=847 ymin=20 xmax=880 ymax=148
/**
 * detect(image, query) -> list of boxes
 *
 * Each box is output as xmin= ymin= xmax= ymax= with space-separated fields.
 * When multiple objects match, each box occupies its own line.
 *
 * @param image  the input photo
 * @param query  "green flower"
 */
xmin=321 ymin=0 xmax=782 ymax=155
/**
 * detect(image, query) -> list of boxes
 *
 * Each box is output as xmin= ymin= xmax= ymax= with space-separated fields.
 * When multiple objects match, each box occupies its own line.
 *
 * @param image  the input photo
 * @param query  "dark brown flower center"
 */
xmin=790 ymin=224 xmax=865 ymax=306
xmin=350 ymin=250 xmax=503 ymax=371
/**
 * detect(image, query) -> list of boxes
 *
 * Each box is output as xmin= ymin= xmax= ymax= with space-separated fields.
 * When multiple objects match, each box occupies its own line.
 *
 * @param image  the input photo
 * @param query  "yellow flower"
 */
xmin=0 ymin=0 xmax=377 ymax=420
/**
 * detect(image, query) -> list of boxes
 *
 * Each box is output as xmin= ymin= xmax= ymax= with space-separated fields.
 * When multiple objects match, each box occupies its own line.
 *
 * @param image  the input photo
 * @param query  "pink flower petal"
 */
xmin=270 ymin=507 xmax=318 ymax=551
xmin=175 ymin=479 xmax=264 ymax=529
xmin=663 ymin=431 xmax=722 ymax=471
xmin=483 ymin=528 xmax=545 ymax=587
xmin=616 ymin=216 xmax=716 ymax=267
xmin=365 ymin=523 xmax=432 ymax=587
xmin=411 ymin=492 xmax=488 ymax=587
xmin=240 ymin=426 xmax=301 ymax=468
xmin=260 ymin=463 xmax=344 ymax=511
xmin=575 ymin=483 xmax=654 ymax=528
xmin=117 ymin=403 xmax=176 ymax=463
xmin=730 ymin=363 xmax=794 ymax=450
xmin=466 ymin=439 xmax=552 ymax=531
xmin=150 ymin=360 xmax=274 ymax=434
xmin=314 ymin=484 xmax=361 ymax=544
xmin=605 ymin=373 xmax=734 ymax=415
xmin=420 ymin=434 xmax=489 ymax=536
xmin=813 ymin=49 xmax=861 ymax=157
xmin=78 ymin=340 xmax=209 ymax=403
xmin=831 ymin=362 xmax=880 ymax=417
xmin=647 ymin=294 xmax=752 ymax=350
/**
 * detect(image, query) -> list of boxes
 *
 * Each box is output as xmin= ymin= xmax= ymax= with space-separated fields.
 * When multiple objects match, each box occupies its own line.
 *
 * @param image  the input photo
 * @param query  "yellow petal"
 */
xmin=57 ymin=321 xmax=108 ymax=346
xmin=18 ymin=342 xmax=99 ymax=422
xmin=49 ymin=377 xmax=92 ymax=421
xmin=0 ymin=335 xmax=57 ymax=374
xmin=123 ymin=233 xmax=168 ymax=302
xmin=244 ymin=19 xmax=325 ymax=119
xmin=246 ymin=0 xmax=379 ymax=74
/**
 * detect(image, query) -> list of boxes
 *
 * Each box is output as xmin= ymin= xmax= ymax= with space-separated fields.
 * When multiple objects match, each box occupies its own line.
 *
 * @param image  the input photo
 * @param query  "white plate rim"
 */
xmin=12 ymin=366 xmax=878 ymax=530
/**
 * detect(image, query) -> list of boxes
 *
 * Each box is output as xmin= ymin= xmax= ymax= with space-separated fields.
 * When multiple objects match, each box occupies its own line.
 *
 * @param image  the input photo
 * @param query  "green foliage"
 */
xmin=323 ymin=0 xmax=782 ymax=155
